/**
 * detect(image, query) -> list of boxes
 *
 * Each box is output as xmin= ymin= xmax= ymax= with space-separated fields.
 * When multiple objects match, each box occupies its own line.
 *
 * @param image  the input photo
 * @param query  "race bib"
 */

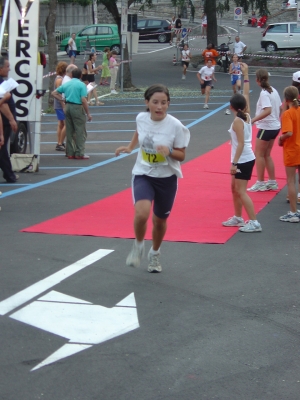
xmin=141 ymin=148 xmax=168 ymax=166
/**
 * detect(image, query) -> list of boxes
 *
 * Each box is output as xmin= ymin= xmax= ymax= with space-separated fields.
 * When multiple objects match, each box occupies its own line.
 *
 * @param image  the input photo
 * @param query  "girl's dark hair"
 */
xmin=104 ymin=47 xmax=110 ymax=52
xmin=292 ymin=80 xmax=300 ymax=94
xmin=230 ymin=93 xmax=247 ymax=121
xmin=88 ymin=53 xmax=95 ymax=61
xmin=144 ymin=84 xmax=170 ymax=111
xmin=284 ymin=86 xmax=299 ymax=108
xmin=256 ymin=69 xmax=273 ymax=94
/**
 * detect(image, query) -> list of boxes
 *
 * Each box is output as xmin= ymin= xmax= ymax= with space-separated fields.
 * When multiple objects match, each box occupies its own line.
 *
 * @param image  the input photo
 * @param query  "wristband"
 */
xmin=232 ymin=162 xmax=238 ymax=166
xmin=169 ymin=147 xmax=173 ymax=155
xmin=244 ymin=79 xmax=249 ymax=83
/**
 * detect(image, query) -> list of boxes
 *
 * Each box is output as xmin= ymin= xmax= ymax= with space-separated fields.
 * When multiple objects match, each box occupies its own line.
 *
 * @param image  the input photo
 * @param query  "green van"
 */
xmin=60 ymin=24 xmax=120 ymax=54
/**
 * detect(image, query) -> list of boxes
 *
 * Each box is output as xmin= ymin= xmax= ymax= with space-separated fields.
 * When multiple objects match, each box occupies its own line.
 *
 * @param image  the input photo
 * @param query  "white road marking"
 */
xmin=0 ymin=249 xmax=113 ymax=315
xmin=10 ymin=291 xmax=139 ymax=371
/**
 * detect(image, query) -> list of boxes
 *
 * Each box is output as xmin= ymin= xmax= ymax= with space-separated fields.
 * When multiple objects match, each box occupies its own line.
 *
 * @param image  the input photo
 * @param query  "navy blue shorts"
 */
xmin=132 ymin=174 xmax=178 ymax=219
xmin=256 ymin=129 xmax=280 ymax=141
xmin=234 ymin=159 xmax=255 ymax=180
xmin=200 ymin=80 xmax=212 ymax=89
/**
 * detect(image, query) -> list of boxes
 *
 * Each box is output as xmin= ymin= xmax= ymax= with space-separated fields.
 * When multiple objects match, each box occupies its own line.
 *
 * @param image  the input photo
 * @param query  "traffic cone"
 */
xmin=173 ymin=54 xmax=176 ymax=65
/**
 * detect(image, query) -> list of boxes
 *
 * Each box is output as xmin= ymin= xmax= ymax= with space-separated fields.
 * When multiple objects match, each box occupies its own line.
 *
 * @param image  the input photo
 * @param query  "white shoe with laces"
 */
xmin=222 ymin=216 xmax=245 ymax=227
xmin=203 ymin=104 xmax=209 ymax=109
xmin=148 ymin=250 xmax=162 ymax=273
xmin=239 ymin=220 xmax=262 ymax=232
xmin=279 ymin=211 xmax=300 ymax=223
xmin=247 ymin=182 xmax=267 ymax=192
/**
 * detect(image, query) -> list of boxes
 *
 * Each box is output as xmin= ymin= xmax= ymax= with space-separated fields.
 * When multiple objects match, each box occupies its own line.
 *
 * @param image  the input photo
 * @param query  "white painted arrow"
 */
xmin=10 ymin=291 xmax=139 ymax=371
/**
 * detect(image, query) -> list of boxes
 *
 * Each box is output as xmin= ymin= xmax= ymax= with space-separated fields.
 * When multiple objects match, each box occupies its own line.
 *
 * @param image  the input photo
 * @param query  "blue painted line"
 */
xmin=1 ymin=102 xmax=230 ymax=199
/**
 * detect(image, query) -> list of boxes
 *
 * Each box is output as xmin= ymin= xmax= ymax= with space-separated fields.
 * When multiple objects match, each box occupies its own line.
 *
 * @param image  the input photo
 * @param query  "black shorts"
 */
xmin=234 ymin=159 xmax=255 ymax=180
xmin=201 ymin=80 xmax=212 ymax=89
xmin=81 ymin=74 xmax=88 ymax=82
xmin=256 ymin=129 xmax=280 ymax=141
xmin=87 ymin=74 xmax=95 ymax=83
xmin=132 ymin=174 xmax=178 ymax=219
xmin=182 ymin=61 xmax=189 ymax=67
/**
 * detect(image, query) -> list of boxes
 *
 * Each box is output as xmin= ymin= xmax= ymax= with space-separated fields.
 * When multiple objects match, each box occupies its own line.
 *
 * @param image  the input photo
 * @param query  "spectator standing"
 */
xmin=52 ymin=68 xmax=91 ymax=160
xmin=181 ymin=44 xmax=191 ymax=80
xmin=170 ymin=15 xmax=176 ymax=45
xmin=222 ymin=63 xmax=262 ymax=233
xmin=201 ymin=13 xmax=207 ymax=38
xmin=197 ymin=59 xmax=217 ymax=109
xmin=175 ymin=14 xmax=182 ymax=45
xmin=0 ymin=56 xmax=18 ymax=183
xmin=233 ymin=36 xmax=247 ymax=59
xmin=99 ymin=47 xmax=111 ymax=86
xmin=68 ymin=33 xmax=77 ymax=64
xmin=62 ymin=64 xmax=77 ymax=85
xmin=54 ymin=61 xmax=68 ymax=152
xmin=109 ymin=51 xmax=119 ymax=95
xmin=247 ymin=69 xmax=281 ymax=192
xmin=278 ymin=86 xmax=300 ymax=222
xmin=202 ymin=43 xmax=219 ymax=65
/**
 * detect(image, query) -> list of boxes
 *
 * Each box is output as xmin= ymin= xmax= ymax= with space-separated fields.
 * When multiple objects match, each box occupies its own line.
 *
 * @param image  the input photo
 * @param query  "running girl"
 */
xmin=278 ymin=86 xmax=300 ymax=222
xmin=115 ymin=84 xmax=190 ymax=272
xmin=222 ymin=63 xmax=262 ymax=233
xmin=181 ymin=44 xmax=191 ymax=80
xmin=197 ymin=59 xmax=217 ymax=109
xmin=229 ymin=54 xmax=242 ymax=94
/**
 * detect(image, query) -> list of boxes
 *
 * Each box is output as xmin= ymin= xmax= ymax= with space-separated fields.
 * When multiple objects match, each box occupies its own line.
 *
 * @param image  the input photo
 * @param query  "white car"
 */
xmin=261 ymin=21 xmax=300 ymax=51
xmin=281 ymin=0 xmax=297 ymax=8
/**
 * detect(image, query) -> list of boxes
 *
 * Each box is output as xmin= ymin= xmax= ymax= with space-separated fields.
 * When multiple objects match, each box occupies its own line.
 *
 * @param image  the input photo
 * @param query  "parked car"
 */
xmin=261 ymin=21 xmax=300 ymax=51
xmin=60 ymin=24 xmax=120 ymax=54
xmin=281 ymin=0 xmax=297 ymax=9
xmin=136 ymin=19 xmax=171 ymax=43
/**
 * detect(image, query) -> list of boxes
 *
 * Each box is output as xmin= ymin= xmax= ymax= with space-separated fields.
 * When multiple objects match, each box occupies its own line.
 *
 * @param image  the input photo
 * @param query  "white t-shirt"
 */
xmin=255 ymin=87 xmax=281 ymax=130
xmin=182 ymin=49 xmax=190 ymax=61
xmin=202 ymin=15 xmax=207 ymax=25
xmin=132 ymin=112 xmax=190 ymax=178
xmin=233 ymin=41 xmax=246 ymax=56
xmin=68 ymin=38 xmax=77 ymax=51
xmin=198 ymin=66 xmax=214 ymax=81
xmin=228 ymin=115 xmax=255 ymax=163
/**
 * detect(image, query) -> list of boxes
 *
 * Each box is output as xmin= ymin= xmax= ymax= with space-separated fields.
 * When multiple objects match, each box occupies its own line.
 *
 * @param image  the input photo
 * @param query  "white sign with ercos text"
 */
xmin=8 ymin=0 xmax=40 ymax=120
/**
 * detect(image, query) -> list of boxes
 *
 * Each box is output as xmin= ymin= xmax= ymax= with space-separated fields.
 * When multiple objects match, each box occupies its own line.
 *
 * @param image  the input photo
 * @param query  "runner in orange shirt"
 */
xmin=202 ymin=43 xmax=219 ymax=66
xmin=279 ymin=86 xmax=300 ymax=222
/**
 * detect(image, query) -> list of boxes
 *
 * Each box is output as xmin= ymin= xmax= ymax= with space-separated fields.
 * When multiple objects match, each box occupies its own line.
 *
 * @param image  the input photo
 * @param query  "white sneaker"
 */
xmin=265 ymin=181 xmax=278 ymax=190
xmin=203 ymin=104 xmax=209 ymax=109
xmin=239 ymin=220 xmax=262 ymax=232
xmin=148 ymin=251 xmax=162 ymax=273
xmin=247 ymin=182 xmax=267 ymax=192
xmin=222 ymin=216 xmax=245 ymax=227
xmin=126 ymin=241 xmax=145 ymax=268
xmin=111 ymin=90 xmax=118 ymax=94
xmin=225 ymin=109 xmax=231 ymax=115
xmin=182 ymin=75 xmax=186 ymax=80
xmin=279 ymin=211 xmax=300 ymax=223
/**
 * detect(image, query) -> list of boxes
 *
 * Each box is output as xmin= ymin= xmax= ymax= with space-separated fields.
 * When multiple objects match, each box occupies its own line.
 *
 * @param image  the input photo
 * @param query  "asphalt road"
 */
xmin=0 ymin=41 xmax=299 ymax=400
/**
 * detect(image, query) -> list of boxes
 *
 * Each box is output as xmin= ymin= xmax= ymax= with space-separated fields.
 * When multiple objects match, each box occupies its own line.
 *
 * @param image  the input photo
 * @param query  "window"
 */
xmin=80 ymin=27 xmax=97 ymax=36
xmin=97 ymin=26 xmax=112 ymax=35
xmin=268 ymin=24 xmax=288 ymax=33
xmin=291 ymin=24 xmax=300 ymax=33
xmin=137 ymin=20 xmax=146 ymax=28
xmin=147 ymin=20 xmax=162 ymax=28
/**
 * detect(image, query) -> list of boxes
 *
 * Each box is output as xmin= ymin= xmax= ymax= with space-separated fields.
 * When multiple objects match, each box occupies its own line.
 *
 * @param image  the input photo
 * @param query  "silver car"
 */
xmin=281 ymin=0 xmax=297 ymax=9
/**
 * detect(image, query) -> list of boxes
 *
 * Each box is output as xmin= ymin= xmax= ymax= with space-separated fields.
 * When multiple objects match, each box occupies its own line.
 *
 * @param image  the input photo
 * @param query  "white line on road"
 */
xmin=0 ymin=249 xmax=114 ymax=315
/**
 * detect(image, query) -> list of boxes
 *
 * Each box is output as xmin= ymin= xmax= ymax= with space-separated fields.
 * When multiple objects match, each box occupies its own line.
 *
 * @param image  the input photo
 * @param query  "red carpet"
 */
xmin=22 ymin=130 xmax=287 ymax=243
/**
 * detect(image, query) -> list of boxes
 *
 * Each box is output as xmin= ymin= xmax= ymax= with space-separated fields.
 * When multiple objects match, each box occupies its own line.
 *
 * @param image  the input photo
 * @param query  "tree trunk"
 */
xmin=46 ymin=0 xmax=58 ymax=109
xmin=205 ymin=0 xmax=218 ymax=47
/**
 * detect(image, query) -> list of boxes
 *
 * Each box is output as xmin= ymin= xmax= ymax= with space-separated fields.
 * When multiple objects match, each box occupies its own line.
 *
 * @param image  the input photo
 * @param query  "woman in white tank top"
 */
xmin=222 ymin=63 xmax=262 ymax=233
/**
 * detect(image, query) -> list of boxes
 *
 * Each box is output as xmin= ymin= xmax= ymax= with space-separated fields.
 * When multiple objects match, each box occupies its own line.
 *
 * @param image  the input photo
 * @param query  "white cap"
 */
xmin=292 ymin=71 xmax=300 ymax=82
